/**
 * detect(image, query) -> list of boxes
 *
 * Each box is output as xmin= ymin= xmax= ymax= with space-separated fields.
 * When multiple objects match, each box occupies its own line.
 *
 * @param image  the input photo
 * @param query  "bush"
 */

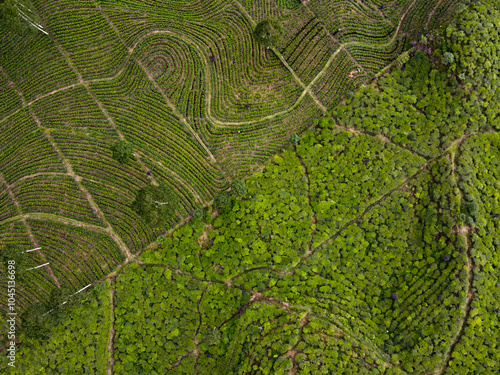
xmin=252 ymin=18 xmax=285 ymax=48
xmin=230 ymin=179 xmax=247 ymax=197
xmin=110 ymin=140 xmax=134 ymax=165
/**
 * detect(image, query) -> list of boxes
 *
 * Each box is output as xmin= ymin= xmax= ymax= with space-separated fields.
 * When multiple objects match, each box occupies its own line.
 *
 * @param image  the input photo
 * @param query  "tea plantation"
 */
xmin=1 ymin=0 xmax=499 ymax=374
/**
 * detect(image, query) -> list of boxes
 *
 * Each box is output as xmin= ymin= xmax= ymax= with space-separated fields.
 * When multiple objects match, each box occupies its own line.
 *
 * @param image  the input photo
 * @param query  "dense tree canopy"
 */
xmin=252 ymin=17 xmax=285 ymax=48
xmin=0 ymin=0 xmax=40 ymax=35
xmin=0 ymin=244 xmax=28 ymax=281
xmin=131 ymin=184 xmax=179 ymax=227
xmin=230 ymin=179 xmax=247 ymax=197
xmin=110 ymin=139 xmax=134 ymax=165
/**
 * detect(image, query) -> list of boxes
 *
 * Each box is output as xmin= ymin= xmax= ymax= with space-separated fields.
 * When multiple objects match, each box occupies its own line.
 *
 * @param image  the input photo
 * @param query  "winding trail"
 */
xmin=0 ymin=173 xmax=61 ymax=288
xmin=0 ymin=4 xmax=458 ymax=372
xmin=437 ymin=138 xmax=476 ymax=375
xmin=107 ymin=279 xmax=116 ymax=375
xmin=1 ymin=0 xmax=419 ymax=132
xmin=426 ymin=0 xmax=445 ymax=30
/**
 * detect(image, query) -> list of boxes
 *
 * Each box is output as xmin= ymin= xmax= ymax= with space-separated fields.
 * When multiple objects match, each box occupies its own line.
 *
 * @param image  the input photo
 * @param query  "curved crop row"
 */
xmin=27 ymin=219 xmax=125 ymax=291
xmin=50 ymin=130 xmax=149 ymax=196
xmin=0 ymin=128 xmax=66 ymax=186
xmin=32 ymin=86 xmax=112 ymax=131
xmin=0 ymin=25 xmax=77 ymax=103
xmin=308 ymin=0 xmax=395 ymax=44
xmin=312 ymin=49 xmax=367 ymax=110
xmin=13 ymin=175 xmax=104 ymax=226
xmin=134 ymin=34 xmax=206 ymax=128
xmin=33 ymin=1 xmax=128 ymax=80
xmin=347 ymin=36 xmax=409 ymax=75
xmin=281 ymin=17 xmax=339 ymax=85
xmin=0 ymin=73 xmax=22 ymax=119
xmin=0 ymin=222 xmax=55 ymax=315
xmin=82 ymin=180 xmax=163 ymax=254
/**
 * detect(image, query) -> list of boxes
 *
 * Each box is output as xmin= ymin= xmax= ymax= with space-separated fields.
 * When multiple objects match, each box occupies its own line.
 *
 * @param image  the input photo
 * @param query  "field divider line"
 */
xmin=13 ymin=9 xmax=136 ymax=261
xmin=438 ymin=138 xmax=476 ymax=375
xmin=107 ymin=279 xmax=116 ymax=375
xmin=232 ymin=0 xmax=327 ymax=113
xmin=93 ymin=3 xmax=217 ymax=162
xmin=134 ymin=58 xmax=217 ymax=163
xmin=0 ymin=171 xmax=61 ymax=288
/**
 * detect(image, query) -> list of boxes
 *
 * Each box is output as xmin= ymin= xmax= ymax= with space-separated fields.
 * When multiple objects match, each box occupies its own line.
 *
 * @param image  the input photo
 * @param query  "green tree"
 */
xmin=193 ymin=208 xmax=204 ymax=220
xmin=1 ymin=244 xmax=28 ymax=281
xmin=0 ymin=0 xmax=41 ymax=35
xmin=131 ymin=184 xmax=179 ymax=227
xmin=441 ymin=51 xmax=455 ymax=65
xmin=396 ymin=50 xmax=410 ymax=68
xmin=45 ymin=287 xmax=70 ymax=324
xmin=111 ymin=139 xmax=134 ymax=165
xmin=290 ymin=133 xmax=300 ymax=145
xmin=252 ymin=18 xmax=285 ymax=48
xmin=20 ymin=302 xmax=49 ymax=340
xmin=230 ymin=179 xmax=247 ymax=197
xmin=214 ymin=191 xmax=232 ymax=209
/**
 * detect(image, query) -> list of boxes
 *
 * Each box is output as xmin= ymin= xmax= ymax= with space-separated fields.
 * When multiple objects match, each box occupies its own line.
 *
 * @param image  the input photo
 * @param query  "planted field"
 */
xmin=0 ymin=31 xmax=77 ymax=103
xmin=31 ymin=86 xmax=113 ymax=133
xmin=27 ymin=219 xmax=125 ymax=291
xmin=36 ymin=5 xmax=129 ymax=80
xmin=0 ymin=0 xmax=462 ymax=364
xmin=13 ymin=175 xmax=104 ymax=226
xmin=0 ymin=72 xmax=22 ymax=117
xmin=312 ymin=49 xmax=367 ymax=110
xmin=82 ymin=180 xmax=162 ymax=254
xmin=3 ymin=280 xmax=113 ymax=375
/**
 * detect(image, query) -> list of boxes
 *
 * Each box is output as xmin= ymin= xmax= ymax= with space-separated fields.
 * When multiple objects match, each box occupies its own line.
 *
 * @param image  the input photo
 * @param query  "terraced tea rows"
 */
xmin=0 ymin=0 xmax=461 ymax=350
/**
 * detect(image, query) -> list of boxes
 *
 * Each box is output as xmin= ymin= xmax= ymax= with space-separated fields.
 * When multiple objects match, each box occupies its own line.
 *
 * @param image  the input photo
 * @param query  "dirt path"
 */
xmin=426 ymin=0 xmax=445 ymax=30
xmin=437 ymin=140 xmax=475 ymax=375
xmin=134 ymin=58 xmax=217 ymax=162
xmin=7 ymin=172 xmax=69 ymax=188
xmin=107 ymin=280 xmax=116 ymax=375
xmin=0 ymin=172 xmax=61 ymax=288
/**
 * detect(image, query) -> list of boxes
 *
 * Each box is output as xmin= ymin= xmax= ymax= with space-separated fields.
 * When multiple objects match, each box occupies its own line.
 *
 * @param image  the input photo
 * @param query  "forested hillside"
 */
xmin=2 ymin=0 xmax=499 ymax=374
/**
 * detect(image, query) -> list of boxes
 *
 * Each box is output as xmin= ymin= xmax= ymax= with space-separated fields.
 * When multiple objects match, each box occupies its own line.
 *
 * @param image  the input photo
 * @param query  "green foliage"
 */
xmin=0 ymin=244 xmax=27 ymax=281
xmin=20 ymin=302 xmax=49 ymax=341
xmin=444 ymin=132 xmax=500 ymax=374
xmin=230 ymin=179 xmax=247 ymax=197
xmin=289 ymin=133 xmax=300 ymax=145
xmin=0 ymin=0 xmax=39 ymax=35
xmin=441 ymin=51 xmax=455 ymax=65
xmin=193 ymin=208 xmax=204 ymax=220
xmin=0 ymin=1 xmax=493 ymax=374
xmin=214 ymin=191 xmax=232 ymax=209
xmin=113 ymin=265 xmax=204 ymax=374
xmin=44 ymin=287 xmax=72 ymax=325
xmin=396 ymin=50 xmax=410 ymax=68
xmin=4 ymin=281 xmax=111 ymax=374
xmin=110 ymin=139 xmax=134 ymax=165
xmin=252 ymin=18 xmax=285 ymax=48
xmin=331 ymin=50 xmax=490 ymax=157
xmin=444 ymin=0 xmax=500 ymax=112
xmin=131 ymin=183 xmax=179 ymax=227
